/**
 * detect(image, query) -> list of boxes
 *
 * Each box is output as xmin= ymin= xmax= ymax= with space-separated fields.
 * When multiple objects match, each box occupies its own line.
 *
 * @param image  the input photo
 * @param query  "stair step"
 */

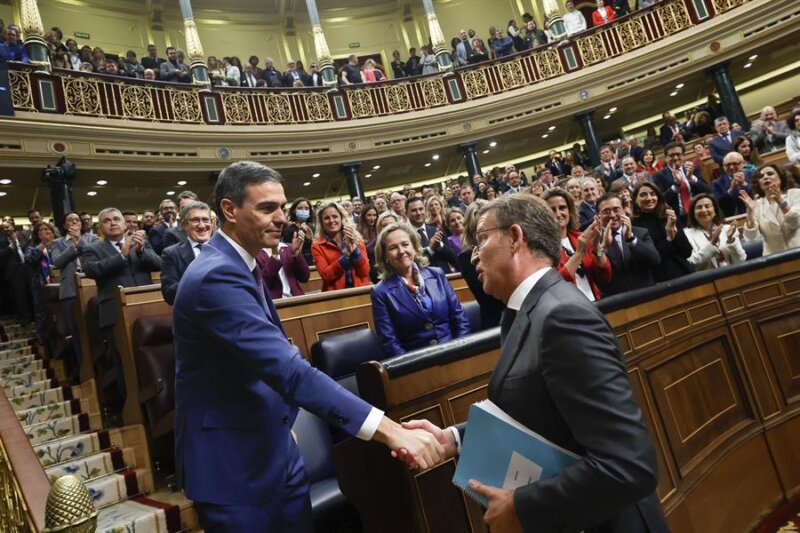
xmin=0 ymin=357 xmax=44 ymax=379
xmin=0 ymin=368 xmax=54 ymax=389
xmin=9 ymin=386 xmax=71 ymax=412
xmin=5 ymin=378 xmax=59 ymax=398
xmin=17 ymin=398 xmax=80 ymax=427
xmin=85 ymin=469 xmax=142 ymax=509
xmin=96 ymin=497 xmax=180 ymax=533
xmin=45 ymin=448 xmax=126 ymax=483
xmin=0 ymin=346 xmax=32 ymax=360
xmin=0 ymin=338 xmax=34 ymax=351
xmin=24 ymin=413 xmax=91 ymax=445
xmin=34 ymin=429 xmax=111 ymax=467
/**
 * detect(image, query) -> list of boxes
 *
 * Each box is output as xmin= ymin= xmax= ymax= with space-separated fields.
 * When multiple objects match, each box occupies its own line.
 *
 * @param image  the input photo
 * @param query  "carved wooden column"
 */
xmin=305 ymin=0 xmax=337 ymax=87
xmin=178 ymin=0 xmax=210 ymax=87
xmin=422 ymin=0 xmax=453 ymax=73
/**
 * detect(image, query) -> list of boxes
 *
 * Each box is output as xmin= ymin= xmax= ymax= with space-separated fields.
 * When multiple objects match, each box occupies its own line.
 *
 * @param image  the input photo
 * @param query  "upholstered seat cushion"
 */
xmin=310 ymin=329 xmax=382 ymax=396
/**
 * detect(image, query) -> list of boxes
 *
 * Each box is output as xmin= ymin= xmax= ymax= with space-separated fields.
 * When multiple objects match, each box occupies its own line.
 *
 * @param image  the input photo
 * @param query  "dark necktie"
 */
xmin=608 ymin=232 xmax=624 ymax=267
xmin=500 ymin=308 xmax=517 ymax=344
xmin=417 ymin=227 xmax=430 ymax=248
xmin=195 ymin=243 xmax=203 ymax=252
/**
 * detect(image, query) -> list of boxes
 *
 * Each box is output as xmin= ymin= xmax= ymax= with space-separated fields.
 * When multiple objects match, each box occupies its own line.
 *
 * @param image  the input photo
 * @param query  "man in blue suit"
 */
xmin=173 ymin=161 xmax=443 ymax=532
xmin=160 ymin=201 xmax=212 ymax=305
xmin=708 ymin=116 xmax=744 ymax=165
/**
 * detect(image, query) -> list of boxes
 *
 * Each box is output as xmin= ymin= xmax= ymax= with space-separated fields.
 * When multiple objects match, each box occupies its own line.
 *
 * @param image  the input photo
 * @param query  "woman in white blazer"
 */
xmin=741 ymin=164 xmax=800 ymax=255
xmin=685 ymin=194 xmax=746 ymax=270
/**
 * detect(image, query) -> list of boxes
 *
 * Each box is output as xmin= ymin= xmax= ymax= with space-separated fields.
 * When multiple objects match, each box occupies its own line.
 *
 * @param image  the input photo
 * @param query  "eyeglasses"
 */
xmin=186 ymin=217 xmax=211 ymax=225
xmin=474 ymin=225 xmax=509 ymax=251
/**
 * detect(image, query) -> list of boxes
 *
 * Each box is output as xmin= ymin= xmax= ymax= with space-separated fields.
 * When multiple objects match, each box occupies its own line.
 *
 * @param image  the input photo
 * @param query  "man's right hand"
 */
xmin=374 ymin=416 xmax=445 ymax=470
xmin=402 ymin=419 xmax=459 ymax=460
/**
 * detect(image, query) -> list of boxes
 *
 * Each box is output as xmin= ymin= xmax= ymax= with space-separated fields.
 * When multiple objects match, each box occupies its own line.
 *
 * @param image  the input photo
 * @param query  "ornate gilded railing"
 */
xmin=6 ymin=0 xmax=752 ymax=125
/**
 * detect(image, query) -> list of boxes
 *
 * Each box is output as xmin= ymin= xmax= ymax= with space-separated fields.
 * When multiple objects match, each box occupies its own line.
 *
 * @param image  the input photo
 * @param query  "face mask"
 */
xmin=295 ymin=209 xmax=310 ymax=222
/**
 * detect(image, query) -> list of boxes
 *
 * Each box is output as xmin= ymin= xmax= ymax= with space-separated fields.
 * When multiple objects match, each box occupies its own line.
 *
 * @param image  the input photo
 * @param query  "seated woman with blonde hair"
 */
xmin=371 ymin=222 xmax=470 ymax=356
xmin=684 ymin=194 xmax=746 ymax=270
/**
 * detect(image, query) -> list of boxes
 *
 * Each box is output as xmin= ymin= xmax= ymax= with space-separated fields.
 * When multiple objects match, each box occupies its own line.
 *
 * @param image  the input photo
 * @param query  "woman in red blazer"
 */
xmin=542 ymin=189 xmax=612 ymax=301
xmin=311 ymin=202 xmax=371 ymax=291
xmin=592 ymin=0 xmax=616 ymax=26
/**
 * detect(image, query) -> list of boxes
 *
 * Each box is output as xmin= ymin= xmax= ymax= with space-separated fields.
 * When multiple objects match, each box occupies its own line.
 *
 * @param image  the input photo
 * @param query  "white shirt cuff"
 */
xmin=449 ymin=426 xmax=462 ymax=454
xmin=356 ymin=407 xmax=385 ymax=441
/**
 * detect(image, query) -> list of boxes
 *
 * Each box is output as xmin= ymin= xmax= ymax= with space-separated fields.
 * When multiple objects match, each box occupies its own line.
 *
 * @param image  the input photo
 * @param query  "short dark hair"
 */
xmin=61 ymin=211 xmax=78 ymax=228
xmin=599 ymin=144 xmax=612 ymax=152
xmin=405 ymin=196 xmax=424 ymax=211
xmin=664 ymin=141 xmax=684 ymax=155
xmin=121 ymin=210 xmax=137 ymax=217
xmin=166 ymin=46 xmax=176 ymax=53
xmin=477 ymin=193 xmax=560 ymax=265
xmin=687 ymin=194 xmax=723 ymax=229
xmin=787 ymin=108 xmax=800 ymax=131
xmin=177 ymin=190 xmax=198 ymax=202
xmin=27 ymin=209 xmax=40 ymax=216
xmin=596 ymin=192 xmax=621 ymax=211
xmin=214 ymin=161 xmax=282 ymax=223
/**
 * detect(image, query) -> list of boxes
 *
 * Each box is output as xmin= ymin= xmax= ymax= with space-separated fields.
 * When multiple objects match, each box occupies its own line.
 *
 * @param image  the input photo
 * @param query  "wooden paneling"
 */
xmin=731 ymin=321 xmax=782 ymax=420
xmin=765 ymin=416 xmax=800 ymax=497
xmin=757 ymin=312 xmax=800 ymax=405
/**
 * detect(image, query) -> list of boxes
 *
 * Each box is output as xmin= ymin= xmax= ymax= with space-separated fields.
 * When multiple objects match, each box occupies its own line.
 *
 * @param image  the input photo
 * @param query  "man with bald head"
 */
xmin=711 ymin=151 xmax=753 ymax=217
xmin=750 ymin=106 xmax=789 ymax=153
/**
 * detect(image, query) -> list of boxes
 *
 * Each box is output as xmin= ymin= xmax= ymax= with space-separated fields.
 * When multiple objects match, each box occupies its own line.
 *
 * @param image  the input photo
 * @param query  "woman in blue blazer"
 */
xmin=371 ymin=222 xmax=471 ymax=357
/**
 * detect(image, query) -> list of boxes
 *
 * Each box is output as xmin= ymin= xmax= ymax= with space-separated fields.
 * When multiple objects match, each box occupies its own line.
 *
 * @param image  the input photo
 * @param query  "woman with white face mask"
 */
xmin=282 ymin=197 xmax=316 ymax=265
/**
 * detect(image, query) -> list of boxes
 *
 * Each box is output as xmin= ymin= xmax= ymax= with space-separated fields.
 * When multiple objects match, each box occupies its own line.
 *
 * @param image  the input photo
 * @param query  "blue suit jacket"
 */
xmin=708 ymin=130 xmax=744 ymax=165
xmin=371 ymin=266 xmax=471 ymax=357
xmin=173 ymin=232 xmax=372 ymax=506
xmin=578 ymin=202 xmax=596 ymax=231
xmin=160 ymin=239 xmax=195 ymax=305
xmin=711 ymin=173 xmax=752 ymax=217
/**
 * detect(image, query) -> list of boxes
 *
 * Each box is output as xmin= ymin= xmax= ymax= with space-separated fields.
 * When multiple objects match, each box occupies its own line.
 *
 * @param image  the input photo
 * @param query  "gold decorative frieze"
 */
xmin=64 ymin=78 xmax=101 ymax=116
xmin=169 ymin=90 xmax=203 ymax=123
xmin=386 ymin=85 xmax=411 ymax=113
xmin=221 ymin=93 xmax=253 ymax=124
xmin=712 ymin=0 xmax=749 ymax=14
xmin=349 ymin=90 xmax=376 ymax=118
xmin=304 ymin=92 xmax=333 ymax=122
xmin=534 ymin=49 xmax=564 ymax=79
xmin=462 ymin=70 xmax=490 ymax=99
xmin=498 ymin=60 xmax=525 ymax=90
xmin=421 ymin=79 xmax=447 ymax=107
xmin=265 ymin=94 xmax=294 ymax=123
xmin=121 ymin=85 xmax=155 ymax=120
xmin=8 ymin=71 xmax=34 ymax=111
xmin=658 ymin=1 xmax=693 ymax=35
xmin=616 ymin=17 xmax=648 ymax=52
xmin=576 ymin=33 xmax=608 ymax=66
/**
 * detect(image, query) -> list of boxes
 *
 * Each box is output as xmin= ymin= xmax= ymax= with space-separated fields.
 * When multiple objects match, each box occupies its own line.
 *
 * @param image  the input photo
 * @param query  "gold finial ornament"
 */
xmin=43 ymin=475 xmax=98 ymax=533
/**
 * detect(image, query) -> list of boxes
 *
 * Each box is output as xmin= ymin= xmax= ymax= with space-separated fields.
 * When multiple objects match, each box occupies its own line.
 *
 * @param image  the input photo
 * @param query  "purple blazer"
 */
xmin=256 ymin=245 xmax=310 ymax=299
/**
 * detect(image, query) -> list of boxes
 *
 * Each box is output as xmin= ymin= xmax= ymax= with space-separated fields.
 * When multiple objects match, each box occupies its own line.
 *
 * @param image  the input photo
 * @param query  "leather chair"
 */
xmin=131 ymin=315 xmax=176 ymax=475
xmin=743 ymin=239 xmax=763 ymax=261
xmin=310 ymin=329 xmax=383 ymax=396
xmin=461 ymin=300 xmax=483 ymax=333
xmin=293 ymin=408 xmax=361 ymax=533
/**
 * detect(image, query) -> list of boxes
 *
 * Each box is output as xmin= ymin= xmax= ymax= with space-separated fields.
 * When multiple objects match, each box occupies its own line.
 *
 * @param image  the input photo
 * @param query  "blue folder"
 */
xmin=452 ymin=400 xmax=581 ymax=506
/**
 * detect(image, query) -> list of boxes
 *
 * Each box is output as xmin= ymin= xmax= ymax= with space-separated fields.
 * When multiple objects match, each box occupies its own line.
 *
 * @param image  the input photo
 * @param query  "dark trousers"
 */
xmin=60 ymin=298 xmax=82 ymax=384
xmin=100 ymin=325 xmax=126 ymax=406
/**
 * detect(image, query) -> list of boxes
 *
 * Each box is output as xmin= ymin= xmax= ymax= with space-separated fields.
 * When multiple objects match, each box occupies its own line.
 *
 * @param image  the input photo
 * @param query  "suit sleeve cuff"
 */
xmin=356 ymin=407 xmax=384 ymax=441
xmin=449 ymin=426 xmax=462 ymax=454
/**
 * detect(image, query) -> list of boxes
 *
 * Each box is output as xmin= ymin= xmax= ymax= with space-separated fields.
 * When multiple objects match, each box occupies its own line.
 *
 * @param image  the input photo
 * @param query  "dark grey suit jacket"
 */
xmin=82 ymin=239 xmax=161 ymax=328
xmin=160 ymin=239 xmax=196 ymax=305
xmin=473 ymin=269 xmax=669 ymax=532
xmin=50 ymin=233 xmax=98 ymax=300
xmin=163 ymin=225 xmax=187 ymax=250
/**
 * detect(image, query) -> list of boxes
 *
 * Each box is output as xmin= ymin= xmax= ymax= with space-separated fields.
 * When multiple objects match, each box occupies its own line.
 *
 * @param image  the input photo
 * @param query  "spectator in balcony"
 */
xmin=227 ymin=56 xmax=245 ymax=86
xmin=660 ymin=112 xmax=687 ymax=146
xmin=455 ymin=29 xmax=473 ymax=66
xmin=121 ymin=50 xmax=145 ymax=78
xmin=491 ymin=28 xmax=514 ymax=58
xmin=406 ymin=47 xmax=422 ymax=76
xmin=371 ymin=222 xmax=470 ymax=357
xmin=708 ymin=116 xmax=744 ymax=165
xmin=283 ymin=198 xmax=315 ymax=265
xmin=468 ymin=38 xmax=489 ymax=64
xmin=261 ymin=57 xmax=282 ymax=87
xmin=65 ymin=39 xmax=81 ymax=70
xmin=161 ymin=46 xmax=191 ymax=83
xmin=787 ymin=108 xmax=800 ymax=165
xmin=508 ymin=20 xmax=525 ymax=52
xmin=362 ymin=58 xmax=385 ymax=82
xmin=522 ymin=20 xmax=548 ymax=49
xmin=579 ymin=177 xmax=600 ymax=230
xmin=143 ymin=68 xmax=156 ymax=81
xmin=742 ymin=164 xmax=800 ymax=255
xmin=103 ymin=58 xmax=121 ymax=76
xmin=281 ymin=59 xmax=303 ymax=87
xmin=341 ymin=54 xmax=363 ymax=85
xmin=632 ymin=182 xmax=694 ymax=281
xmin=247 ymin=55 xmax=263 ymax=80
xmin=420 ymin=45 xmax=438 ymax=75
xmin=206 ymin=56 xmax=225 ymax=86
xmin=711 ymin=151 xmax=752 ymax=217
xmin=654 ymin=142 xmax=710 ymax=224
xmin=304 ymin=63 xmax=322 ymax=86
xmin=636 ymin=148 xmax=663 ymax=177
xmin=90 ymin=47 xmax=107 ymax=73
xmin=0 ymin=27 xmax=29 ymax=63
xmin=564 ymin=0 xmax=588 ymax=36
xmin=543 ymin=188 xmax=611 ymax=302
xmin=390 ymin=50 xmax=407 ymax=78
xmin=312 ymin=202 xmax=370 ymax=291
xmin=748 ymin=106 xmax=789 ymax=154
xmin=592 ymin=0 xmax=617 ymax=26
xmin=141 ymin=44 xmax=164 ymax=79
xmin=51 ymin=52 xmax=69 ymax=69
xmin=239 ymin=62 xmax=258 ymax=88
xmin=611 ymin=0 xmax=631 ymax=18
xmin=733 ymin=134 xmax=762 ymax=177
xmin=684 ymin=194 xmax=746 ymax=271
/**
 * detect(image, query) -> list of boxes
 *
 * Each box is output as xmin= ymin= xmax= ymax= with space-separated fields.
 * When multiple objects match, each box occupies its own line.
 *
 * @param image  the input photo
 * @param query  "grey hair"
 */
xmin=476 ymin=194 xmax=561 ymax=265
xmin=180 ymin=201 xmax=210 ymax=222
xmin=214 ymin=161 xmax=282 ymax=223
xmin=374 ymin=222 xmax=430 ymax=280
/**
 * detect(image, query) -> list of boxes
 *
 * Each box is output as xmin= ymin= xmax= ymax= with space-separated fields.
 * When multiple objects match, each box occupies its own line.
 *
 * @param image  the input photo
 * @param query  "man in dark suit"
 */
xmin=712 ymin=151 xmax=752 ymax=217
xmin=406 ymin=197 xmax=458 ymax=272
xmin=578 ymin=178 xmax=600 ymax=230
xmin=654 ymin=142 xmax=710 ymax=223
xmin=545 ymin=150 xmax=571 ymax=177
xmin=594 ymin=144 xmax=621 ymax=188
xmin=161 ymin=201 xmax=212 ymax=305
xmin=148 ymin=198 xmax=178 ymax=254
xmin=162 ymin=190 xmax=199 ymax=250
xmin=0 ymin=219 xmax=33 ymax=324
xmin=306 ymin=63 xmax=323 ymax=87
xmin=173 ymin=161 xmax=442 ymax=532
xmin=405 ymin=193 xmax=669 ymax=533
xmin=82 ymin=208 xmax=161 ymax=403
xmin=659 ymin=111 xmax=687 ymax=147
xmin=596 ymin=193 xmax=661 ymax=296
xmin=708 ymin=116 xmax=744 ymax=165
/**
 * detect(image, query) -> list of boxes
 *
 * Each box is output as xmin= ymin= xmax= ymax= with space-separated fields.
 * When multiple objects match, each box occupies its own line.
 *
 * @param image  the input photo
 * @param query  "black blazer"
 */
xmin=161 ymin=239 xmax=196 ymax=305
xmin=163 ymin=225 xmax=187 ymax=250
xmin=82 ymin=239 xmax=162 ymax=328
xmin=455 ymin=248 xmax=503 ymax=328
xmin=416 ymin=223 xmax=459 ymax=272
xmin=463 ymin=270 xmax=669 ymax=532
xmin=632 ymin=212 xmax=694 ymax=282
xmin=601 ymin=226 xmax=661 ymax=297
xmin=652 ymin=166 xmax=710 ymax=217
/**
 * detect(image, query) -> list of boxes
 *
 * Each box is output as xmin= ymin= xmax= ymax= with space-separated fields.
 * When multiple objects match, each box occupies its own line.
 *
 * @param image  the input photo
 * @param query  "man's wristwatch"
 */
xmin=780 ymin=200 xmax=789 ymax=210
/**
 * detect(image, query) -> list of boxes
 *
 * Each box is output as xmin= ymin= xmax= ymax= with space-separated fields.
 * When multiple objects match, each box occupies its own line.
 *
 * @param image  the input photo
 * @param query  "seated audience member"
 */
xmin=786 ymin=108 xmax=800 ymax=165
xmin=0 ymin=27 xmax=29 ymax=63
xmin=407 ymin=197 xmax=458 ymax=272
xmin=256 ymin=224 xmax=309 ymax=300
xmin=82 ymin=208 xmax=162 ymax=406
xmin=611 ymin=156 xmax=647 ymax=194
xmin=446 ymin=208 xmax=465 ymax=255
xmin=708 ymin=116 xmax=744 ymax=165
xmin=636 ymin=149 xmax=663 ymax=177
xmin=592 ymin=0 xmax=616 ymax=26
xmin=503 ymin=170 xmax=525 ymax=195
xmin=160 ymin=201 xmax=213 ymax=305
xmin=483 ymin=184 xmax=498 ymax=201
xmin=371 ymin=223 xmax=470 ymax=356
xmin=160 ymin=46 xmax=192 ymax=83
xmin=632 ymin=183 xmax=694 ymax=282
xmin=733 ymin=135 xmax=762 ymax=177
xmin=564 ymin=177 xmax=583 ymax=201
xmin=611 ymin=0 xmax=631 ymax=17
xmin=684 ymin=194 xmax=746 ymax=271
xmin=529 ymin=179 xmax=545 ymax=196
xmin=564 ymin=0 xmax=588 ymax=36
xmin=654 ymin=142 xmax=710 ymax=223
xmin=578 ymin=178 xmax=600 ymax=230
xmin=311 ymin=202 xmax=370 ymax=291
xmin=282 ymin=197 xmax=315 ymax=265
xmin=425 ymin=195 xmax=445 ymax=228
xmin=595 ymin=175 xmax=607 ymax=195
xmin=148 ymin=198 xmax=178 ymax=254
xmin=543 ymin=189 xmax=611 ymax=302
xmin=742 ymin=164 xmax=800 ymax=255
xmin=711 ymin=151 xmax=753 ymax=217
xmin=24 ymin=222 xmax=57 ymax=339
xmin=51 ymin=212 xmax=97 ymax=383
xmin=390 ymin=191 xmax=409 ymax=221
xmin=538 ymin=168 xmax=558 ymax=190
xmin=372 ymin=211 xmax=400 ymax=282
xmin=596 ymin=193 xmax=660 ymax=297
xmin=749 ymin=106 xmax=790 ymax=154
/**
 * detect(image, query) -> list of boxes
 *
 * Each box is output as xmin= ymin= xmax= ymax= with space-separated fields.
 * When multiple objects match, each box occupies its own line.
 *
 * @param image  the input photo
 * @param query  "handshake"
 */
xmin=376 ymin=418 xmax=458 ymax=470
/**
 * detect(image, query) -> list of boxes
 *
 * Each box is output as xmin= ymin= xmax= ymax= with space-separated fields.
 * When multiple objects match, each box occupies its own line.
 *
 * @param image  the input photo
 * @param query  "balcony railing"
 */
xmin=7 ymin=0 xmax=750 ymax=126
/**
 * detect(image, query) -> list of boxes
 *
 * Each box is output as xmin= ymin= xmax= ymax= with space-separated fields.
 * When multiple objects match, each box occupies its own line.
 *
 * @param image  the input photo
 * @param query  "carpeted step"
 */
xmin=34 ymin=429 xmax=111 ymax=467
xmin=0 ymin=367 xmax=55 ymax=389
xmin=24 ymin=413 xmax=91 ymax=445
xmin=17 ymin=398 xmax=80 ymax=427
xmin=0 ymin=346 xmax=33 ymax=360
xmin=85 ymin=469 xmax=143 ymax=509
xmin=96 ymin=497 xmax=182 ymax=533
xmin=0 ymin=357 xmax=45 ymax=379
xmin=9 ymin=386 xmax=73 ymax=412
xmin=45 ymin=448 xmax=126 ymax=483
xmin=5 ymin=378 xmax=59 ymax=398
xmin=0 ymin=338 xmax=34 ymax=351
